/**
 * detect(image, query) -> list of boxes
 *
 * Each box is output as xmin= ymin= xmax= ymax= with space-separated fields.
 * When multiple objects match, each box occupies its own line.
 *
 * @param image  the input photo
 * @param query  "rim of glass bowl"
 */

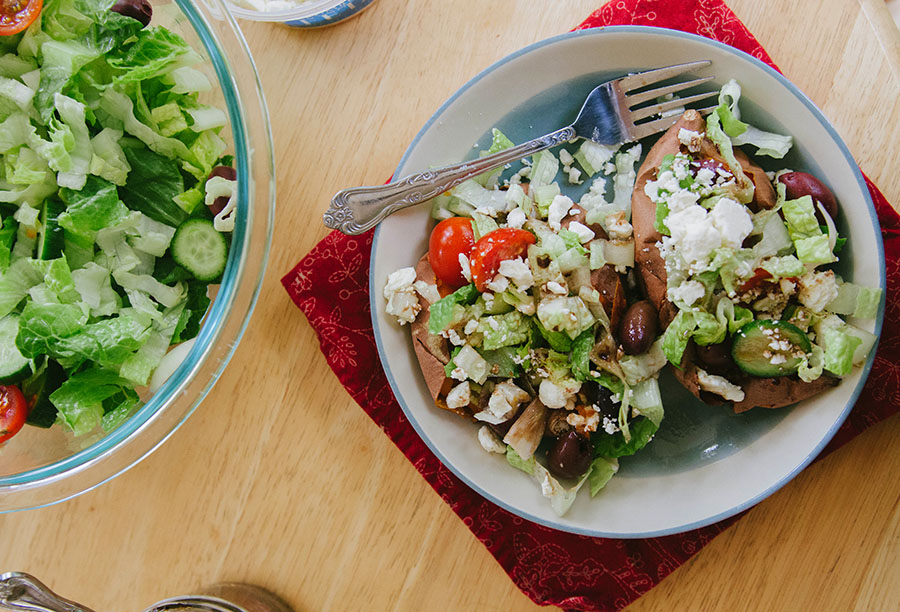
xmin=0 ymin=0 xmax=276 ymax=512
xmin=226 ymin=0 xmax=375 ymax=25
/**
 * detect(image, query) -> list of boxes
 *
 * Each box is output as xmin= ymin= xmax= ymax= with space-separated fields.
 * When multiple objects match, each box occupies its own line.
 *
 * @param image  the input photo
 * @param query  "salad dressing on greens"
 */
xmin=385 ymin=79 xmax=881 ymax=515
xmin=0 ymin=0 xmax=235 ymax=443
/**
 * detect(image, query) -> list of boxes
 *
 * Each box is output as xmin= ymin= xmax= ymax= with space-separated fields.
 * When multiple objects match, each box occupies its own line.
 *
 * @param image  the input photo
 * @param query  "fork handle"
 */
xmin=324 ymin=126 xmax=576 ymax=235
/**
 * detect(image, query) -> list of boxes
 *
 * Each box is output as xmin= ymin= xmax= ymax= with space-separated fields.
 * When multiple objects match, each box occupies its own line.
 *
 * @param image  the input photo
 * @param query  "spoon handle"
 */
xmin=324 ymin=126 xmax=576 ymax=235
xmin=0 ymin=572 xmax=96 ymax=612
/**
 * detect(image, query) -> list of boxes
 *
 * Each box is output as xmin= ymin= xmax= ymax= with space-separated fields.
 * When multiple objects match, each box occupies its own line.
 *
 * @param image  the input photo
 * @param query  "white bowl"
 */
xmin=370 ymin=27 xmax=885 ymax=537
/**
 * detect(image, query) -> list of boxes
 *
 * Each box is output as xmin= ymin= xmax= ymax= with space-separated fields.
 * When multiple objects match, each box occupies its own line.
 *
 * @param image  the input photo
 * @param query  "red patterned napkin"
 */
xmin=282 ymin=2 xmax=900 ymax=609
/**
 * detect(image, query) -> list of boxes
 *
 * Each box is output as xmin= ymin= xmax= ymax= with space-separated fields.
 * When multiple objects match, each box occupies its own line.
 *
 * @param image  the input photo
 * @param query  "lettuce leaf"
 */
xmin=118 ymin=144 xmax=187 ymax=227
xmin=59 ymin=174 xmax=130 ymax=237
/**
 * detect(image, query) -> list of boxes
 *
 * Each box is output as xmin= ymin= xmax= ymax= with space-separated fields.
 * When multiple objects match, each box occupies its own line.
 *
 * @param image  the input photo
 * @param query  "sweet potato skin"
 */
xmin=631 ymin=110 xmax=835 ymax=412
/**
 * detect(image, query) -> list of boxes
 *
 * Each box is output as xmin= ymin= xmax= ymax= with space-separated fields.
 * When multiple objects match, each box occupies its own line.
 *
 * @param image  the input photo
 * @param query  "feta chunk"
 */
xmin=478 ymin=426 xmax=507 ymax=454
xmin=506 ymin=207 xmax=526 ymax=229
xmin=498 ymin=257 xmax=534 ymax=290
xmin=383 ymin=267 xmax=420 ymax=324
xmin=446 ymin=381 xmax=471 ymax=409
xmin=709 ymin=197 xmax=753 ymax=249
xmin=567 ymin=221 xmax=595 ymax=244
xmin=667 ymin=280 xmax=706 ymax=306
xmin=458 ymin=253 xmax=472 ymax=282
xmin=697 ymin=369 xmax=745 ymax=402
xmin=604 ymin=210 xmax=633 ymax=240
xmin=678 ymin=128 xmax=703 ymax=152
xmin=546 ymin=281 xmax=568 ymax=295
xmin=548 ymin=194 xmax=574 ymax=231
xmin=798 ymin=270 xmax=839 ymax=312
xmin=486 ymin=274 xmax=509 ymax=293
xmin=538 ymin=378 xmax=582 ymax=409
xmin=475 ymin=380 xmax=530 ymax=424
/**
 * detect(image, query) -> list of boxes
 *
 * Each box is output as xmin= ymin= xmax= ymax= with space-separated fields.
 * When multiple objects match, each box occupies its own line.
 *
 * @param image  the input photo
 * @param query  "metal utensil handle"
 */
xmin=324 ymin=126 xmax=576 ymax=235
xmin=0 ymin=573 xmax=96 ymax=612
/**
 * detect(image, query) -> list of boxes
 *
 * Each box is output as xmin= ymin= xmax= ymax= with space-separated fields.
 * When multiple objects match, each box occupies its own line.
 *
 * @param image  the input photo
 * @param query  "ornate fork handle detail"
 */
xmin=0 ymin=572 xmax=95 ymax=612
xmin=324 ymin=126 xmax=576 ymax=235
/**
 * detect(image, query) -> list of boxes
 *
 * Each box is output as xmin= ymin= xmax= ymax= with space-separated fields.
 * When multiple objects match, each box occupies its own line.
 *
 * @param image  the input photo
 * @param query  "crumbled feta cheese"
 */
xmin=383 ymin=267 xmax=420 ymax=324
xmin=697 ymin=369 xmax=745 ymax=402
xmin=506 ymin=207 xmax=526 ymax=229
xmin=567 ymin=221 xmax=595 ymax=243
xmin=474 ymin=205 xmax=498 ymax=217
xmin=486 ymin=274 xmax=509 ymax=293
xmin=446 ymin=328 xmax=464 ymax=346
xmin=604 ymin=210 xmax=633 ymax=240
xmin=709 ymin=197 xmax=753 ymax=249
xmin=458 ymin=253 xmax=472 ymax=282
xmin=559 ymin=149 xmax=575 ymax=166
xmin=476 ymin=380 xmax=530 ymax=424
xmin=798 ymin=270 xmax=839 ymax=312
xmin=601 ymin=415 xmax=619 ymax=435
xmin=667 ymin=280 xmax=706 ymax=305
xmin=695 ymin=167 xmax=716 ymax=186
xmin=546 ymin=281 xmax=568 ymax=295
xmin=566 ymin=167 xmax=583 ymax=185
xmin=678 ymin=128 xmax=703 ymax=153
xmin=665 ymin=206 xmax=720 ymax=270
xmin=482 ymin=292 xmax=495 ymax=309
xmin=413 ymin=280 xmax=440 ymax=304
xmin=477 ymin=426 xmax=507 ymax=454
xmin=446 ymin=381 xmax=471 ymax=409
xmin=450 ymin=367 xmax=467 ymax=382
xmin=666 ymin=188 xmax=701 ymax=212
xmin=539 ymin=379 xmax=570 ymax=409
xmin=602 ymin=161 xmax=616 ymax=175
xmin=463 ymin=319 xmax=479 ymax=335
xmin=498 ymin=257 xmax=534 ymax=290
xmin=548 ymin=194 xmax=574 ymax=231
xmin=567 ymin=410 xmax=600 ymax=433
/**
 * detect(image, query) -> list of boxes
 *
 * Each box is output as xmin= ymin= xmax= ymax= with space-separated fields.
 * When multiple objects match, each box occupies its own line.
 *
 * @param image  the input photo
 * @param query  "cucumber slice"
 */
xmin=731 ymin=319 xmax=812 ymax=377
xmin=171 ymin=218 xmax=227 ymax=282
xmin=0 ymin=314 xmax=31 ymax=384
xmin=37 ymin=199 xmax=66 ymax=260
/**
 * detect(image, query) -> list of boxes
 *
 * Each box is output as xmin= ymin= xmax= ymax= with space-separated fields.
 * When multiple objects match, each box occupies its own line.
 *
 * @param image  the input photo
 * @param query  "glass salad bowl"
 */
xmin=0 ymin=0 xmax=275 ymax=512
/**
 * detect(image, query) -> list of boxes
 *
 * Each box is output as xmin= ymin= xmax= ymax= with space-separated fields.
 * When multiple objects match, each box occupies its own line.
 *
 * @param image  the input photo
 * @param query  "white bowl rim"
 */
xmin=369 ymin=25 xmax=885 ymax=538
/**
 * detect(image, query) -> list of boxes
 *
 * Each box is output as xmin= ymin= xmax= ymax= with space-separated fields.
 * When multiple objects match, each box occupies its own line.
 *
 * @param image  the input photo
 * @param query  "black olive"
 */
xmin=111 ymin=0 xmax=152 ymax=27
xmin=547 ymin=431 xmax=593 ymax=480
xmin=696 ymin=340 xmax=736 ymax=375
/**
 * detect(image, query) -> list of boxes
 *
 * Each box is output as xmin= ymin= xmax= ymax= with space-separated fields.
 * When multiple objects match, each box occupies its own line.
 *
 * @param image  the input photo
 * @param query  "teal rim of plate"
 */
xmin=0 ymin=0 xmax=254 ymax=496
xmin=369 ymin=25 xmax=886 ymax=538
xmin=285 ymin=0 xmax=375 ymax=27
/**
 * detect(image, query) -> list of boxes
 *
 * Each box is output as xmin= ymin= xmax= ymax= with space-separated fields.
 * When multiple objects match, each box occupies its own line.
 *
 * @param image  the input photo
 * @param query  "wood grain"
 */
xmin=0 ymin=1 xmax=898 ymax=611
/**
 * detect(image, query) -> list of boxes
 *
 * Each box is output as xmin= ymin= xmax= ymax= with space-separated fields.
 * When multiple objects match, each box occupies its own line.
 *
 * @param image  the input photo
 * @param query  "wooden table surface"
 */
xmin=2 ymin=1 xmax=899 ymax=610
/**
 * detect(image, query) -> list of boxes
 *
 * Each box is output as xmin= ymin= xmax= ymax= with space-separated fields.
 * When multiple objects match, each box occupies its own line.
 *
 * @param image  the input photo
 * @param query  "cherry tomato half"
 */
xmin=469 ymin=228 xmax=536 ymax=292
xmin=0 ymin=0 xmax=42 ymax=36
xmin=0 ymin=385 xmax=27 ymax=444
xmin=428 ymin=217 xmax=475 ymax=290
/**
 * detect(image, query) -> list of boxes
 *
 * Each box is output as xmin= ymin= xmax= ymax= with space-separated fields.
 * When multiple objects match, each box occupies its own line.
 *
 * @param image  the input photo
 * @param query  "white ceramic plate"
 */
xmin=369 ymin=27 xmax=885 ymax=537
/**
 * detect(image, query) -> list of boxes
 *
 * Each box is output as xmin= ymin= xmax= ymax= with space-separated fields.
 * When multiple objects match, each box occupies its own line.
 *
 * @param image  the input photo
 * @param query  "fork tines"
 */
xmin=615 ymin=60 xmax=718 ymax=139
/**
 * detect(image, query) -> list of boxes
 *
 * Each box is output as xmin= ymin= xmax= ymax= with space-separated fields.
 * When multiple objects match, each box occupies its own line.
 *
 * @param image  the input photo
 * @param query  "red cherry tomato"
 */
xmin=0 ymin=0 xmax=42 ymax=36
xmin=469 ymin=228 xmax=536 ymax=292
xmin=0 ymin=385 xmax=27 ymax=444
xmin=738 ymin=268 xmax=772 ymax=294
xmin=428 ymin=217 xmax=475 ymax=290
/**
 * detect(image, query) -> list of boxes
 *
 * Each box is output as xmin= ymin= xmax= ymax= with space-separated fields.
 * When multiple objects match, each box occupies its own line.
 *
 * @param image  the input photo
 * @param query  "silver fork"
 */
xmin=324 ymin=60 xmax=716 ymax=235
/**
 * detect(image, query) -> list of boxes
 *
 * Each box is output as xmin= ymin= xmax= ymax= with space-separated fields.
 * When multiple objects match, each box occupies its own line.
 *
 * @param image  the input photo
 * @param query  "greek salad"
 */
xmin=383 ymin=80 xmax=881 ymax=516
xmin=0 ymin=0 xmax=237 ymax=444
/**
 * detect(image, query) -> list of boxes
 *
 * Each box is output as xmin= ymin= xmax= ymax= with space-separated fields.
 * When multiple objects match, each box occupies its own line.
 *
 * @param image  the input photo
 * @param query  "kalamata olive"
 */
xmin=777 ymin=171 xmax=838 ymax=221
xmin=619 ymin=300 xmax=658 ymax=355
xmin=695 ymin=340 xmax=736 ymax=375
xmin=582 ymin=381 xmax=617 ymax=420
xmin=547 ymin=431 xmax=594 ymax=480
xmin=207 ymin=165 xmax=236 ymax=216
xmin=695 ymin=157 xmax=728 ymax=176
xmin=111 ymin=0 xmax=152 ymax=27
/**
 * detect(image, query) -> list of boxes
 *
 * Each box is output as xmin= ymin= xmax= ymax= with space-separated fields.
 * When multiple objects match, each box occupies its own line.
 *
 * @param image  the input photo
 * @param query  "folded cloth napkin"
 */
xmin=282 ymin=1 xmax=900 ymax=609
